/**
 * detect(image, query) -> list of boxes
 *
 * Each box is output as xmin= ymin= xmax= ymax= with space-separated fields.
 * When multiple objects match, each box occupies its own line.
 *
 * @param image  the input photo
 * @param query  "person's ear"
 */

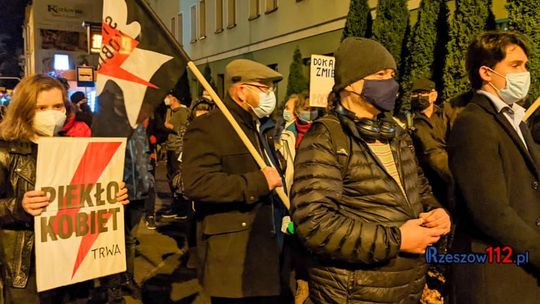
xmin=479 ymin=66 xmax=493 ymax=83
xmin=430 ymin=90 xmax=438 ymax=103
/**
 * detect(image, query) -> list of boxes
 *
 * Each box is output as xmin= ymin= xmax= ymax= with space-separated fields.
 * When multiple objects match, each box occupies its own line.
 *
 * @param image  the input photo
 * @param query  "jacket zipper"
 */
xmin=392 ymin=139 xmax=415 ymax=216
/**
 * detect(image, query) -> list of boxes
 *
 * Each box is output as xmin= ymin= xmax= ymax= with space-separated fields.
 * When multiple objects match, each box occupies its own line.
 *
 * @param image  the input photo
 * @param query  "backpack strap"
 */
xmin=315 ymin=115 xmax=351 ymax=177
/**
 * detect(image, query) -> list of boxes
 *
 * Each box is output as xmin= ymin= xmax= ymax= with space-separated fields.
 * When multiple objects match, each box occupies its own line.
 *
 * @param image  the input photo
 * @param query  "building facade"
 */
xmin=155 ymin=0 xmax=508 ymax=105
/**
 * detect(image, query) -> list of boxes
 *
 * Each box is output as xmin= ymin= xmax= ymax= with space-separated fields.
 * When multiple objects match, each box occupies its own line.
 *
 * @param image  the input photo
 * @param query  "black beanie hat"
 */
xmin=70 ymin=91 xmax=86 ymax=104
xmin=333 ymin=37 xmax=397 ymax=92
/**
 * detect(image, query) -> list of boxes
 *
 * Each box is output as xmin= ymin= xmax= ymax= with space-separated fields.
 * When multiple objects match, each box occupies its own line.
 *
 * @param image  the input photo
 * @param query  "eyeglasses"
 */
xmin=242 ymin=83 xmax=275 ymax=93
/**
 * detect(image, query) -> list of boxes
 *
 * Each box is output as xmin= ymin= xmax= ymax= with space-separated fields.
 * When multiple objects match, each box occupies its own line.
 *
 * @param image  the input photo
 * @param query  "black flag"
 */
xmin=93 ymin=0 xmax=190 ymax=137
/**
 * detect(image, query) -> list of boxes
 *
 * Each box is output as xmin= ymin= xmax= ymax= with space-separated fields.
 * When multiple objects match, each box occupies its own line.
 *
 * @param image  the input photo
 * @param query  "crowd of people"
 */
xmin=1 ymin=30 xmax=540 ymax=304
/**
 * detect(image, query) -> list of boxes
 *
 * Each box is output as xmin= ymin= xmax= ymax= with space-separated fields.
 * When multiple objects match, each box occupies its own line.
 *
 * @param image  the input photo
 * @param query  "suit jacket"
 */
xmin=182 ymin=96 xmax=287 ymax=298
xmin=448 ymin=93 xmax=540 ymax=303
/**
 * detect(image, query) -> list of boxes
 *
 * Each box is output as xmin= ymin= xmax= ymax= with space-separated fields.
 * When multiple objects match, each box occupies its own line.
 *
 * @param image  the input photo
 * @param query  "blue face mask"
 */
xmin=358 ymin=78 xmax=400 ymax=112
xmin=251 ymin=91 xmax=277 ymax=118
xmin=487 ymin=68 xmax=530 ymax=105
xmin=283 ymin=110 xmax=293 ymax=122
xmin=299 ymin=110 xmax=317 ymax=122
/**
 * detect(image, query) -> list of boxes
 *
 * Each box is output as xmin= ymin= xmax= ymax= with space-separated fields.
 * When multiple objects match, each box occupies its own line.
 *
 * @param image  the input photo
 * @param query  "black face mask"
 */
xmin=411 ymin=95 xmax=430 ymax=111
xmin=80 ymin=103 xmax=92 ymax=113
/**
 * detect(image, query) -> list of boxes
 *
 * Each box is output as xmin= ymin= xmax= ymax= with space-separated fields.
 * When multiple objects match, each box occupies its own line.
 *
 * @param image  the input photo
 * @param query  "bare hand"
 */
xmin=22 ymin=190 xmax=50 ymax=216
xmin=261 ymin=167 xmax=283 ymax=191
xmin=164 ymin=122 xmax=174 ymax=129
xmin=399 ymin=218 xmax=446 ymax=254
xmin=419 ymin=208 xmax=451 ymax=234
xmin=116 ymin=181 xmax=129 ymax=205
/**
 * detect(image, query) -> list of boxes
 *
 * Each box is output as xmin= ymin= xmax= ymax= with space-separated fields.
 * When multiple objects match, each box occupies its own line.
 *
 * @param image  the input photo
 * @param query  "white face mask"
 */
xmin=488 ymin=68 xmax=531 ymax=105
xmin=33 ymin=110 xmax=66 ymax=137
xmin=251 ymin=91 xmax=277 ymax=118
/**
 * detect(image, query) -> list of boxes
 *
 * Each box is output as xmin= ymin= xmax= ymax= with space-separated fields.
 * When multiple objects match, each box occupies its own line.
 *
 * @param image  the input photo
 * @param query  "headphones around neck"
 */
xmin=335 ymin=103 xmax=396 ymax=142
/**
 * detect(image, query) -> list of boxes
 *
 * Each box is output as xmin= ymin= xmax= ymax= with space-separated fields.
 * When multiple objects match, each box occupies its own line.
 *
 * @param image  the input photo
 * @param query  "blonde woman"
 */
xmin=0 ymin=75 xmax=129 ymax=303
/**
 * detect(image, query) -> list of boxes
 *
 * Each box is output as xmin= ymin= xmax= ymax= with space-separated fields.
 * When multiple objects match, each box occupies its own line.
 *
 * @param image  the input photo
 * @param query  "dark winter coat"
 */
xmin=0 ymin=141 xmax=36 ymax=289
xmin=182 ymin=96 xmax=287 ymax=298
xmin=291 ymin=113 xmax=441 ymax=304
xmin=124 ymin=124 xmax=154 ymax=201
xmin=412 ymin=105 xmax=451 ymax=207
xmin=448 ymin=93 xmax=540 ymax=303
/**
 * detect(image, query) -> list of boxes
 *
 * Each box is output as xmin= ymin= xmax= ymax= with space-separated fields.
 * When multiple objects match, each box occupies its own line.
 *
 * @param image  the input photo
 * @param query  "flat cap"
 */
xmin=225 ymin=59 xmax=283 ymax=89
xmin=412 ymin=78 xmax=436 ymax=92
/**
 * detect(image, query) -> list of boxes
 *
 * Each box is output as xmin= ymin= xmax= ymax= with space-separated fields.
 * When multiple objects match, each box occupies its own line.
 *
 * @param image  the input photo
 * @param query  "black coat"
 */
xmin=0 ymin=141 xmax=36 ymax=289
xmin=182 ymin=97 xmax=287 ymax=298
xmin=291 ymin=113 xmax=441 ymax=304
xmin=448 ymin=93 xmax=540 ymax=303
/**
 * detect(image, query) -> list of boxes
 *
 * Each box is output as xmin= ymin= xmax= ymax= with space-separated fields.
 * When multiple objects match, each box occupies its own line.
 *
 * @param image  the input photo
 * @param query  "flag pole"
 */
xmin=136 ymin=0 xmax=290 ymax=209
xmin=187 ymin=62 xmax=290 ymax=209
xmin=523 ymin=96 xmax=540 ymax=122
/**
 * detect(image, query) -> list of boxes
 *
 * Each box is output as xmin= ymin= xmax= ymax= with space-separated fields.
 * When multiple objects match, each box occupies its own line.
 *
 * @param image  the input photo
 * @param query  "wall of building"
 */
xmin=24 ymin=0 xmax=102 ymax=76
xmin=165 ymin=0 xmax=508 ymax=103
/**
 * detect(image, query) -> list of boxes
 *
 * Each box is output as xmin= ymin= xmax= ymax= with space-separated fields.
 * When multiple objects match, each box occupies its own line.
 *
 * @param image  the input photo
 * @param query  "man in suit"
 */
xmin=448 ymin=31 xmax=540 ymax=303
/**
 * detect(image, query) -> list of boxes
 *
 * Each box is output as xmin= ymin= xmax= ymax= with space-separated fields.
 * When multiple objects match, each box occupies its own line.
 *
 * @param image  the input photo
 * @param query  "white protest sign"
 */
xmin=309 ymin=54 xmax=335 ymax=108
xmin=34 ymin=137 xmax=126 ymax=292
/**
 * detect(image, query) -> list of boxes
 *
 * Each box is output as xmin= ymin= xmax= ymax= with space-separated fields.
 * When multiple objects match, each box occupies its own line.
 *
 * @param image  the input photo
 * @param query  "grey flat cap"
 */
xmin=225 ymin=59 xmax=283 ymax=89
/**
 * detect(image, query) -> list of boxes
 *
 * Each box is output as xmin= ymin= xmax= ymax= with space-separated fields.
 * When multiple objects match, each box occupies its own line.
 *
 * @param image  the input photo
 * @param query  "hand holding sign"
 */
xmin=22 ymin=190 xmax=50 ymax=216
xmin=116 ymin=181 xmax=129 ymax=205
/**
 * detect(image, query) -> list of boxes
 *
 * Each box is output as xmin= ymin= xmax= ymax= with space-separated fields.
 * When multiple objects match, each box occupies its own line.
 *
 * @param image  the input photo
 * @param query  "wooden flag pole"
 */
xmin=135 ymin=0 xmax=289 ymax=209
xmin=523 ymin=96 xmax=540 ymax=122
xmin=187 ymin=61 xmax=291 ymax=210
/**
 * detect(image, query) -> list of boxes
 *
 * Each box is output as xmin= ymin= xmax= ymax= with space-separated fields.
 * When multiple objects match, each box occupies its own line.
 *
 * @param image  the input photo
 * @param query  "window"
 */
xmin=177 ymin=13 xmax=183 ymax=45
xmin=249 ymin=0 xmax=259 ymax=20
xmin=227 ymin=0 xmax=236 ymax=29
xmin=190 ymin=5 xmax=197 ymax=43
xmin=199 ymin=0 xmax=206 ymax=39
xmin=170 ymin=16 xmax=176 ymax=38
xmin=265 ymin=0 xmax=277 ymax=14
xmin=53 ymin=54 xmax=70 ymax=70
xmin=215 ymin=0 xmax=223 ymax=33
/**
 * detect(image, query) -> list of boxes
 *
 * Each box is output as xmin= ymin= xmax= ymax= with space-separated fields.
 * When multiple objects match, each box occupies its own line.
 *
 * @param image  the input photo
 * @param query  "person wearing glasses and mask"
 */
xmin=410 ymin=78 xmax=451 ymax=207
xmin=448 ymin=31 xmax=540 ymax=303
xmin=182 ymin=59 xmax=290 ymax=303
xmin=291 ymin=38 xmax=450 ymax=304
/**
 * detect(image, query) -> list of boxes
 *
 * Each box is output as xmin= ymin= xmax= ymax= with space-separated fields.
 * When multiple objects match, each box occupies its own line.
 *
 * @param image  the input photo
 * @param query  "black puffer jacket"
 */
xmin=291 ymin=114 xmax=440 ymax=304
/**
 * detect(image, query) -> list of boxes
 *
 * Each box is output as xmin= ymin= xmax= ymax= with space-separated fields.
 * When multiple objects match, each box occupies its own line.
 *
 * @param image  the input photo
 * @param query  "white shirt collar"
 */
xmin=477 ymin=90 xmax=525 ymax=119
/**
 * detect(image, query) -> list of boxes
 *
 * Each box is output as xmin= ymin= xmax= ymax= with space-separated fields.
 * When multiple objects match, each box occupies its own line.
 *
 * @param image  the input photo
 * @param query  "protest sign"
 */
xmin=309 ymin=54 xmax=335 ymax=107
xmin=34 ymin=137 xmax=126 ymax=292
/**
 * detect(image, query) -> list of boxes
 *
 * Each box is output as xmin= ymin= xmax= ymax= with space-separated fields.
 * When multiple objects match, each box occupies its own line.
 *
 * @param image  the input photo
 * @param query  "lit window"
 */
xmin=53 ymin=54 xmax=70 ymax=70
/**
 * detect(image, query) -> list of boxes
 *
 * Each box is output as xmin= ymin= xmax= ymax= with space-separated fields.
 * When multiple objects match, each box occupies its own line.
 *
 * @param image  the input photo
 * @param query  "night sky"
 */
xmin=0 ymin=0 xmax=31 ymax=87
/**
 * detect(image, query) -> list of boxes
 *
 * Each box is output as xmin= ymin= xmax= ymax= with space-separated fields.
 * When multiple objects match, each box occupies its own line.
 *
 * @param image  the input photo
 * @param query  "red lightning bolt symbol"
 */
xmin=97 ymin=21 xmax=158 ymax=89
xmin=52 ymin=142 xmax=123 ymax=278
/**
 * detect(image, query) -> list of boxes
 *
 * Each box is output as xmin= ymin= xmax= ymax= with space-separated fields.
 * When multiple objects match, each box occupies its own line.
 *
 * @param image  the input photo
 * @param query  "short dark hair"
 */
xmin=466 ymin=31 xmax=529 ymax=90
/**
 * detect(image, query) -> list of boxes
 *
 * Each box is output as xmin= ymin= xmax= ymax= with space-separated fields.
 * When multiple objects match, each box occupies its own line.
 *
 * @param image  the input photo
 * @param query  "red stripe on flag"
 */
xmin=50 ymin=141 xmax=122 ymax=279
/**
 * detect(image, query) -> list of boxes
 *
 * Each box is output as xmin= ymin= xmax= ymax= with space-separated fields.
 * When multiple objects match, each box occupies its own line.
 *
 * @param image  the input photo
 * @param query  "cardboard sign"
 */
xmin=309 ymin=54 xmax=335 ymax=108
xmin=34 ymin=137 xmax=126 ymax=292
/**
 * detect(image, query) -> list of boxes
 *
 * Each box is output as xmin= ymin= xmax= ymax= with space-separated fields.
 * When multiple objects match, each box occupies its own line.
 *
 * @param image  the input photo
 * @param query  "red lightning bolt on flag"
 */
xmin=52 ymin=142 xmax=123 ymax=278
xmin=97 ymin=21 xmax=158 ymax=89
